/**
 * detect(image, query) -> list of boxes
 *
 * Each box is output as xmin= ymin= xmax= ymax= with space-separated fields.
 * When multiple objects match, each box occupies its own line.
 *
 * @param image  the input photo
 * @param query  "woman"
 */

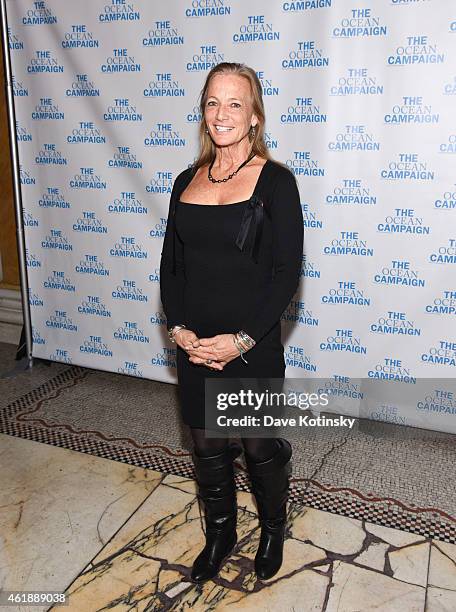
xmin=159 ymin=62 xmax=303 ymax=583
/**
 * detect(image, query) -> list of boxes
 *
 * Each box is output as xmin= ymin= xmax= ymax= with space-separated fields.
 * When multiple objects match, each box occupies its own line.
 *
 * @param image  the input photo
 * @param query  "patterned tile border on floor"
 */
xmin=1 ymin=365 xmax=454 ymax=545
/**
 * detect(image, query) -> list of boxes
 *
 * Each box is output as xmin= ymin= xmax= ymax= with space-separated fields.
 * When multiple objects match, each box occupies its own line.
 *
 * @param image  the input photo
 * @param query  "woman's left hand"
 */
xmin=188 ymin=334 xmax=241 ymax=370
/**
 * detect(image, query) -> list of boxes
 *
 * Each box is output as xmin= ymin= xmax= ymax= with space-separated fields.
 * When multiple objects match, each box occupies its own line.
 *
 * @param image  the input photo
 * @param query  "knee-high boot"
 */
xmin=191 ymin=442 xmax=242 ymax=583
xmin=245 ymin=438 xmax=292 ymax=580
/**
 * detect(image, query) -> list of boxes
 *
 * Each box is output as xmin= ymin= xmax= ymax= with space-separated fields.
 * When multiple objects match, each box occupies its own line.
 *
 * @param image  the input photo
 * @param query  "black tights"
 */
xmin=190 ymin=428 xmax=279 ymax=462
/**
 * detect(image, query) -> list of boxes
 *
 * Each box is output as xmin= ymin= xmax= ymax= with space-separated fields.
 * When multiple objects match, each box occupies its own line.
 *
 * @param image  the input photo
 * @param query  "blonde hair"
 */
xmin=194 ymin=62 xmax=271 ymax=169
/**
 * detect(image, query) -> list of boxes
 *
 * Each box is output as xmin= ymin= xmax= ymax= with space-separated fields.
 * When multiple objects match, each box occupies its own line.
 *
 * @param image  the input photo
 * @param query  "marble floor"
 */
xmin=0 ymin=432 xmax=455 ymax=611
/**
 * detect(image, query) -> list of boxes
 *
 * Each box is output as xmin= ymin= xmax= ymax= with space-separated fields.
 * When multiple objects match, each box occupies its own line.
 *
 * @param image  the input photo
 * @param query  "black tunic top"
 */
xmin=159 ymin=159 xmax=304 ymax=427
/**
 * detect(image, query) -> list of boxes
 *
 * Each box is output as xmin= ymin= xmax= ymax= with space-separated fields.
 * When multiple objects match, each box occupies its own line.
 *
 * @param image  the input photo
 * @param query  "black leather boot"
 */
xmin=245 ymin=438 xmax=292 ymax=580
xmin=191 ymin=442 xmax=242 ymax=583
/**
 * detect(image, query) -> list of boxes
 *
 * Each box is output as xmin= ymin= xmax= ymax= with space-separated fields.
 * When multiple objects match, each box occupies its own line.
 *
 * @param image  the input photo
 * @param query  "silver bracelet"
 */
xmin=232 ymin=335 xmax=249 ymax=364
xmin=168 ymin=324 xmax=186 ymax=343
xmin=236 ymin=330 xmax=256 ymax=349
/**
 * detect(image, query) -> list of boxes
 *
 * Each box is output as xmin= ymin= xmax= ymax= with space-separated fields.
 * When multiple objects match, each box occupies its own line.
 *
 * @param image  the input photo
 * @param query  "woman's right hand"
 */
xmin=173 ymin=328 xmax=219 ymax=365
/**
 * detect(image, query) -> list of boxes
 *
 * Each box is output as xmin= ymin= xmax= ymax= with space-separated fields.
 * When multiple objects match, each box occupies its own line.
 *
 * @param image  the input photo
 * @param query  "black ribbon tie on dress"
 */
xmin=235 ymin=195 xmax=265 ymax=263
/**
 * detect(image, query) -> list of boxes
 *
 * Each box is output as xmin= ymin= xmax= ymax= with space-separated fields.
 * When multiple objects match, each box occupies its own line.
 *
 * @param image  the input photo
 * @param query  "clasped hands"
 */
xmin=173 ymin=328 xmax=241 ymax=371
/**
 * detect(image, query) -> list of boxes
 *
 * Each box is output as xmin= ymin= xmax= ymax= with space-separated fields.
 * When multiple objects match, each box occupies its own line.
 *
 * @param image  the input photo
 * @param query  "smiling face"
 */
xmin=204 ymin=72 xmax=258 ymax=149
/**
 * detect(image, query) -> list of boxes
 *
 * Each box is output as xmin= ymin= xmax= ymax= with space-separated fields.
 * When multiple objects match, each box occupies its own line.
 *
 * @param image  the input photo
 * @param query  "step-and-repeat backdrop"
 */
xmin=6 ymin=1 xmax=456 ymax=433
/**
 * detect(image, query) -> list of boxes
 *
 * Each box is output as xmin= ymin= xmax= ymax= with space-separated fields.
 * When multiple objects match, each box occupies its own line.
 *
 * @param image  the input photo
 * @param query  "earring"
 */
xmin=250 ymin=125 xmax=256 ymax=138
xmin=205 ymin=127 xmax=209 ymax=134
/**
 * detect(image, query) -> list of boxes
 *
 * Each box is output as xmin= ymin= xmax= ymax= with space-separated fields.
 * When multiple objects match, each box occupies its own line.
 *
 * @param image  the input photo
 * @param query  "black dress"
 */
xmin=159 ymin=159 xmax=304 ymax=428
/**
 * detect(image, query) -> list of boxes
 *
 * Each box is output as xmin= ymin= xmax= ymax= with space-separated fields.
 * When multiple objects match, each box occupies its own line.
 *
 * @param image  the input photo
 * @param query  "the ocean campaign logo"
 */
xmin=317 ymin=375 xmax=363 ymax=401
xmin=16 ymin=121 xmax=33 ymax=142
xmin=35 ymin=143 xmax=67 ymax=166
xmin=112 ymin=279 xmax=148 ymax=302
xmin=388 ymin=35 xmax=444 ymax=65
xmin=300 ymin=254 xmax=320 ymax=278
xmin=435 ymin=186 xmax=456 ymax=209
xmin=145 ymin=123 xmax=185 ymax=148
xmin=26 ymin=250 xmax=41 ymax=268
xmin=417 ymin=389 xmax=456 ymax=417
xmin=99 ymin=0 xmax=140 ymax=22
xmin=22 ymin=2 xmax=57 ymax=25
xmin=13 ymin=76 xmax=28 ymax=97
xmin=103 ymin=99 xmax=142 ymax=122
xmin=333 ymin=8 xmax=387 ymax=38
xmin=67 ymin=121 xmax=106 ymax=144
xmin=78 ymin=295 xmax=111 ymax=318
xmin=323 ymin=231 xmax=373 ymax=257
xmin=32 ymin=328 xmax=46 ymax=346
xmin=45 ymin=310 xmax=78 ymax=332
xmin=321 ymin=281 xmax=370 ymax=306
xmin=44 ymin=270 xmax=75 ymax=292
xmin=384 ymin=96 xmax=439 ymax=124
xmin=370 ymin=404 xmax=406 ymax=426
xmin=429 ymin=239 xmax=456 ymax=265
xmin=66 ymin=74 xmax=100 ymax=98
xmin=76 ymin=254 xmax=110 ymax=277
xmin=443 ymin=76 xmax=456 ymax=96
xmin=186 ymin=45 xmax=224 ymax=71
xmin=109 ymin=236 xmax=147 ymax=259
xmin=28 ymin=288 xmax=44 ymax=307
xmin=148 ymin=268 xmax=160 ymax=283
xmin=20 ymin=166 xmax=36 ymax=185
xmin=265 ymin=132 xmax=278 ymax=149
xmin=326 ymin=179 xmax=376 ymax=205
xmin=70 ymin=167 xmax=107 ymax=190
xmin=257 ymin=72 xmax=278 ymax=96
xmin=24 ymin=212 xmax=39 ymax=227
xmin=285 ymin=345 xmax=317 ymax=372
xmin=27 ymin=50 xmax=63 ymax=73
xmin=320 ymin=329 xmax=367 ymax=355
xmin=370 ymin=311 xmax=421 ymax=337
xmin=80 ymin=335 xmax=113 ymax=358
xmin=233 ymin=15 xmax=279 ymax=43
xmin=146 ymin=171 xmax=173 ymax=194
xmin=32 ymin=98 xmax=64 ymax=120
xmin=330 ymin=68 xmax=383 ymax=96
xmin=380 ymin=153 xmax=434 ymax=181
xmin=282 ymin=0 xmax=331 ymax=12
xmin=8 ymin=28 xmax=24 ymax=50
xmin=50 ymin=348 xmax=72 ymax=364
xmin=302 ymin=202 xmax=323 ymax=228
xmin=440 ymin=135 xmax=456 ymax=154
xmin=377 ymin=208 xmax=430 ymax=235
xmin=421 ymin=340 xmax=456 ymax=368
xmin=143 ymin=20 xmax=184 ymax=46
xmin=368 ymin=358 xmax=416 ymax=384
xmin=62 ymin=25 xmax=99 ymax=48
xmin=282 ymin=300 xmax=319 ymax=326
xmin=108 ymin=192 xmax=147 ymax=214
xmin=114 ymin=321 xmax=150 ymax=344
xmin=39 ymin=187 xmax=70 ymax=209
xmin=374 ymin=260 xmax=425 ymax=287
xmin=118 ymin=361 xmax=144 ymax=378
xmin=150 ymin=347 xmax=176 ymax=368
xmin=101 ymin=48 xmax=140 ymax=73
xmin=286 ymin=151 xmax=324 ymax=176
xmin=150 ymin=311 xmax=167 ymax=326
xmin=186 ymin=105 xmax=202 ymax=123
xmin=282 ymin=40 xmax=328 ymax=69
xmin=184 ymin=0 xmax=231 ymax=17
xmin=329 ymin=126 xmax=379 ymax=153
xmin=425 ymin=290 xmax=456 ymax=316
xmin=149 ymin=216 xmax=166 ymax=238
xmin=281 ymin=98 xmax=326 ymax=124
xmin=108 ymin=146 xmax=143 ymax=169
xmin=41 ymin=229 xmax=73 ymax=252
xmin=144 ymin=73 xmax=184 ymax=97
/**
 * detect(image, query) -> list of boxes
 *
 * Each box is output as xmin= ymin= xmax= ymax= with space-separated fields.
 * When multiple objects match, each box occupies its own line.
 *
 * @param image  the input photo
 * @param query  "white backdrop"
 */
xmin=6 ymin=0 xmax=456 ymax=433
